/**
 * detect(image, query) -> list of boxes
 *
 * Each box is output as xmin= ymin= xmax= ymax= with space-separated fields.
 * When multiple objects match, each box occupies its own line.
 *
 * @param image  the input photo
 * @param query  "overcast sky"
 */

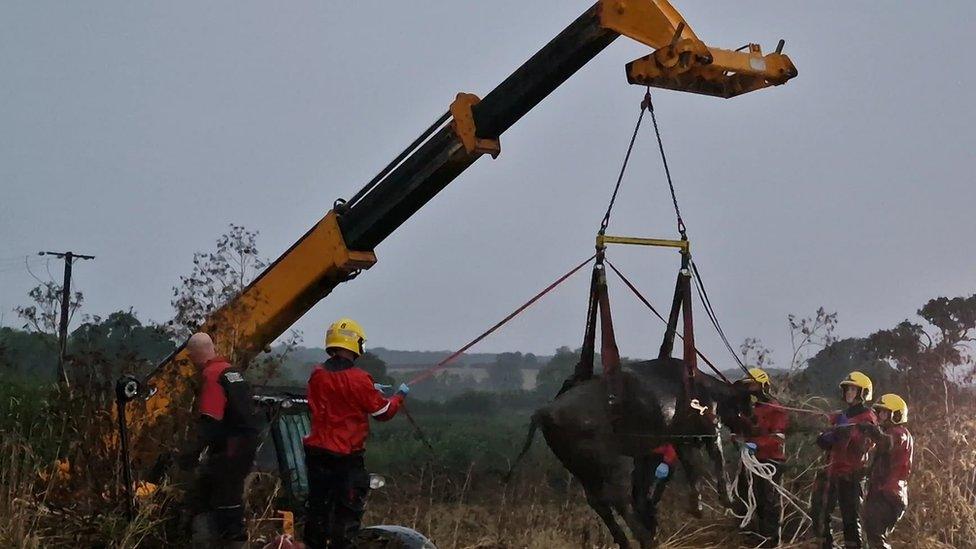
xmin=2 ymin=2 xmax=974 ymax=367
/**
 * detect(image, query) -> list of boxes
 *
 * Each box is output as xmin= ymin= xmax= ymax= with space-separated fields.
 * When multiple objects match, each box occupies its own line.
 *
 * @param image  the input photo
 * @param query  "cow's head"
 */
xmin=693 ymin=371 xmax=753 ymax=430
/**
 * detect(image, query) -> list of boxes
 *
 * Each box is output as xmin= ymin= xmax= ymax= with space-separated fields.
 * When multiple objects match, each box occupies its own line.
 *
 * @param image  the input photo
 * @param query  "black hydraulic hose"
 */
xmin=341 ymin=111 xmax=452 ymax=211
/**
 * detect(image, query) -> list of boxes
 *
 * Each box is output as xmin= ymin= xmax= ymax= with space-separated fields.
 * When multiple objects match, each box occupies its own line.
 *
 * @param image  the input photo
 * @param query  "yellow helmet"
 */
xmin=325 ymin=318 xmax=366 ymax=357
xmin=873 ymin=393 xmax=908 ymax=424
xmin=839 ymin=371 xmax=873 ymax=401
xmin=746 ymin=368 xmax=770 ymax=385
xmin=740 ymin=368 xmax=771 ymax=391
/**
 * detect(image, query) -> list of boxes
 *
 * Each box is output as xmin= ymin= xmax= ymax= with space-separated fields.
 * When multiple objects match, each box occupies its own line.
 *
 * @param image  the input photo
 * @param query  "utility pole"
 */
xmin=40 ymin=251 xmax=95 ymax=386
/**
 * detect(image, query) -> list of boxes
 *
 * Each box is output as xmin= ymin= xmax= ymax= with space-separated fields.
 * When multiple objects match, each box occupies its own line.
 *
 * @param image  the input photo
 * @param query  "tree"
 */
xmin=246 ymin=330 xmax=302 ymax=386
xmin=356 ymin=352 xmax=394 ymax=386
xmin=740 ymin=337 xmax=774 ymax=369
xmin=15 ymin=281 xmax=83 ymax=337
xmin=798 ymin=337 xmax=896 ymax=399
xmin=69 ymin=310 xmax=176 ymax=389
xmin=867 ymin=294 xmax=976 ymax=396
xmin=72 ymin=310 xmax=174 ymax=367
xmin=409 ymin=370 xmax=480 ymax=401
xmin=487 ymin=352 xmax=524 ymax=392
xmin=534 ymin=346 xmax=579 ymax=397
xmin=9 ymin=281 xmax=83 ymax=381
xmin=168 ymin=224 xmax=284 ymax=370
xmin=0 ymin=327 xmax=57 ymax=378
xmin=787 ymin=307 xmax=838 ymax=373
xmin=169 ymin=224 xmax=268 ymax=341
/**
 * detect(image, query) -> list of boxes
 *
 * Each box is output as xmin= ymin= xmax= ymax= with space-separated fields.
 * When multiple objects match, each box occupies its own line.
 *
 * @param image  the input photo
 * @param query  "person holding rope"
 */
xmin=302 ymin=318 xmax=409 ymax=549
xmin=728 ymin=368 xmax=789 ymax=548
xmin=860 ymin=394 xmax=913 ymax=549
xmin=813 ymin=371 xmax=878 ymax=549
xmin=631 ymin=442 xmax=679 ymax=539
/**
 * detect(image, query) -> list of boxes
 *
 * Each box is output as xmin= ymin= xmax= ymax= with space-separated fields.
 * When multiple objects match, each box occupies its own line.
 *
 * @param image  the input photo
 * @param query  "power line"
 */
xmin=0 ymin=255 xmax=45 ymax=268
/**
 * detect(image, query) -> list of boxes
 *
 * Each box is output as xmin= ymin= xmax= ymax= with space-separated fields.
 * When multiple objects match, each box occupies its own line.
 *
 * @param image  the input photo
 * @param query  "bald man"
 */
xmin=180 ymin=332 xmax=258 ymax=548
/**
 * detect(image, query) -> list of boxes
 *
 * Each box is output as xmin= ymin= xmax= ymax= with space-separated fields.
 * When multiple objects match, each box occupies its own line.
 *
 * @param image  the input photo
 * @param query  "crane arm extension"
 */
xmin=142 ymin=0 xmax=796 ymax=407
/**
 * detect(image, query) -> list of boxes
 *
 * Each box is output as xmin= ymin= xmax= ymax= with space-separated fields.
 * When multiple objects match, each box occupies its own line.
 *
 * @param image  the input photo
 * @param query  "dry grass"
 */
xmin=2 ymin=395 xmax=974 ymax=548
xmin=360 ymin=402 xmax=976 ymax=549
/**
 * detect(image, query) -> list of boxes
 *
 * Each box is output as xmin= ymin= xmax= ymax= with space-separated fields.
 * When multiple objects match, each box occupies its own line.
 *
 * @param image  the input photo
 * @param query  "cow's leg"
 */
xmin=584 ymin=487 xmax=631 ymax=549
xmin=676 ymin=444 xmax=704 ymax=518
xmin=631 ymin=456 xmax=653 ymax=529
xmin=704 ymin=433 xmax=731 ymax=507
xmin=645 ymin=474 xmax=670 ymax=542
xmin=614 ymin=498 xmax=653 ymax=549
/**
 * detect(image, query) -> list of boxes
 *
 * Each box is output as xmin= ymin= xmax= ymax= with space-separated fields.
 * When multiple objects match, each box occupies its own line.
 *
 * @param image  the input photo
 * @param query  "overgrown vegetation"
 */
xmin=2 ymin=224 xmax=974 ymax=547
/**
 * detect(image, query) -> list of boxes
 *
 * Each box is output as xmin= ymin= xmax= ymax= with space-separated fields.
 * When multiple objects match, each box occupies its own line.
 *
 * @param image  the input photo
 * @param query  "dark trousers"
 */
xmin=817 ymin=474 xmax=865 ymax=548
xmin=631 ymin=454 xmax=671 ymax=540
xmin=304 ymin=448 xmax=369 ymax=549
xmin=863 ymin=491 xmax=904 ymax=549
xmin=189 ymin=439 xmax=257 ymax=544
xmin=733 ymin=460 xmax=783 ymax=547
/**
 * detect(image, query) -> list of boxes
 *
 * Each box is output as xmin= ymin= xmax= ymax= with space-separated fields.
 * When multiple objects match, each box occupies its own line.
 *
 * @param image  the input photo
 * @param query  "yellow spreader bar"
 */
xmin=596 ymin=234 xmax=689 ymax=254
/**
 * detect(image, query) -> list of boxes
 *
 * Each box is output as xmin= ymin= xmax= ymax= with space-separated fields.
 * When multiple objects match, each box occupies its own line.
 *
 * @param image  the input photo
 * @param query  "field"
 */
xmin=363 ymin=404 xmax=976 ymax=548
xmin=2 ymin=375 xmax=974 ymax=548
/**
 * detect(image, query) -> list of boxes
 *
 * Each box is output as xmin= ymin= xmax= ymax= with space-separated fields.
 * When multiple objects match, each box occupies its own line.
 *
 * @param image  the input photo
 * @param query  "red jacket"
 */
xmin=192 ymin=357 xmax=257 ymax=458
xmin=199 ymin=357 xmax=232 ymax=420
xmin=868 ymin=425 xmax=913 ymax=506
xmin=818 ymin=404 xmax=878 ymax=477
xmin=303 ymin=356 xmax=403 ymax=455
xmin=741 ymin=399 xmax=789 ymax=462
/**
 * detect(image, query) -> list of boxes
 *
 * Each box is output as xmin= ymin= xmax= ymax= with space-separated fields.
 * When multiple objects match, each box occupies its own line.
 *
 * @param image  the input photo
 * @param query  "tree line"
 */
xmin=2 ymin=225 xmax=973 ymax=408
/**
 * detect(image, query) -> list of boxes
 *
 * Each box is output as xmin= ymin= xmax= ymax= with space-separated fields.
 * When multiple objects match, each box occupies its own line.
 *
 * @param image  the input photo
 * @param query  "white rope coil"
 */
xmin=728 ymin=445 xmax=814 ymax=546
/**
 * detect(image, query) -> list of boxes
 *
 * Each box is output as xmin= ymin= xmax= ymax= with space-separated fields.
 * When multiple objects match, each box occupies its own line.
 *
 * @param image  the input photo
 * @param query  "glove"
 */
xmin=857 ymin=423 xmax=884 ymax=439
xmin=654 ymin=462 xmax=670 ymax=479
xmin=396 ymin=382 xmax=410 ymax=396
xmin=745 ymin=442 xmax=758 ymax=455
xmin=373 ymin=383 xmax=393 ymax=393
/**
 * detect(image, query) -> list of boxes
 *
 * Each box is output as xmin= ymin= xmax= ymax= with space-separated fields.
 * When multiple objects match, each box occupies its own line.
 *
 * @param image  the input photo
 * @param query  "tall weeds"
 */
xmin=2 ymin=374 xmax=973 ymax=547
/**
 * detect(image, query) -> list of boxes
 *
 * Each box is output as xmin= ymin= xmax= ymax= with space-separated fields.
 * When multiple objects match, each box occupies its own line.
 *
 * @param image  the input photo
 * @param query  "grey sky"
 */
xmin=2 ymin=2 xmax=974 ymax=367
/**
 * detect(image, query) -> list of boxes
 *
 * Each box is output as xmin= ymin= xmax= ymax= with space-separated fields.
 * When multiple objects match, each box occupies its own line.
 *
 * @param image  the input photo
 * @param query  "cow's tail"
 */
xmin=504 ymin=411 xmax=544 ymax=484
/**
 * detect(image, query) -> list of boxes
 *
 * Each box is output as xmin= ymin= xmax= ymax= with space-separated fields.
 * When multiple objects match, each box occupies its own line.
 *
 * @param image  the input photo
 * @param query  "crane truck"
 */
xmin=113 ymin=1 xmax=797 ymax=545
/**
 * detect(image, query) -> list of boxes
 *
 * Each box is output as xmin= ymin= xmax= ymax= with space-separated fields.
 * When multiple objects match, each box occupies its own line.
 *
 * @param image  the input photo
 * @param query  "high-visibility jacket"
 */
xmin=303 ymin=356 xmax=402 ymax=455
xmin=818 ymin=404 xmax=878 ymax=477
xmin=740 ymin=399 xmax=789 ymax=462
xmin=868 ymin=425 xmax=913 ymax=506
xmin=189 ymin=356 xmax=258 ymax=459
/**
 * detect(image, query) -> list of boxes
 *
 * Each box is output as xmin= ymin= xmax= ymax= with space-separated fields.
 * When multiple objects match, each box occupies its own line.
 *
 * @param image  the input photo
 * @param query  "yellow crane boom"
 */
xmin=124 ymin=0 xmax=796 ymax=438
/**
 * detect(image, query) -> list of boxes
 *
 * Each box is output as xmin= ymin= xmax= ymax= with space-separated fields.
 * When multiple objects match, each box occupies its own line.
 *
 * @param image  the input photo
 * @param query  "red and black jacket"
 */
xmin=303 ymin=356 xmax=403 ymax=456
xmin=189 ymin=357 xmax=258 ymax=459
xmin=867 ymin=424 xmax=913 ymax=506
xmin=736 ymin=399 xmax=789 ymax=462
xmin=817 ymin=403 xmax=878 ymax=477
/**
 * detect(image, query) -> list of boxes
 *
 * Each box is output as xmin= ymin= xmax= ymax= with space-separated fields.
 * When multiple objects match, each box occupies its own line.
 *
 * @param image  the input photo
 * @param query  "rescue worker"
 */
xmin=729 ymin=368 xmax=789 ymax=548
xmin=632 ymin=442 xmax=678 ymax=540
xmin=303 ymin=318 xmax=408 ymax=549
xmin=860 ymin=394 xmax=913 ymax=549
xmin=814 ymin=371 xmax=878 ymax=549
xmin=179 ymin=332 xmax=259 ymax=548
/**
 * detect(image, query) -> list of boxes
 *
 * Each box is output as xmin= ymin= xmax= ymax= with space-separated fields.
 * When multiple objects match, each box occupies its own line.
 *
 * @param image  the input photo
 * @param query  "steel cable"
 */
xmin=598 ymin=90 xmax=651 ymax=234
